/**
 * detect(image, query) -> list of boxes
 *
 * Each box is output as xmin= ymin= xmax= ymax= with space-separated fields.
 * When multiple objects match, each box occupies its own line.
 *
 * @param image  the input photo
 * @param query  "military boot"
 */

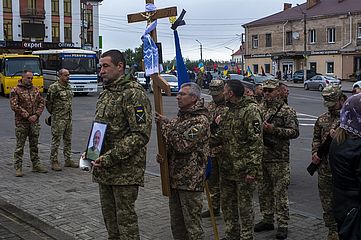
xmin=51 ymin=161 xmax=62 ymax=171
xmin=15 ymin=168 xmax=23 ymax=177
xmin=32 ymin=164 xmax=48 ymax=173
xmin=276 ymin=227 xmax=288 ymax=239
xmin=254 ymin=221 xmax=274 ymax=232
xmin=327 ymin=231 xmax=339 ymax=240
xmin=64 ymin=160 xmax=79 ymax=168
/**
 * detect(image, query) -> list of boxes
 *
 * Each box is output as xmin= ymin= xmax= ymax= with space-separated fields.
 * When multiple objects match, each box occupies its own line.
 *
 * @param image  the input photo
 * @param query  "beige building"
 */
xmin=243 ymin=0 xmax=361 ymax=80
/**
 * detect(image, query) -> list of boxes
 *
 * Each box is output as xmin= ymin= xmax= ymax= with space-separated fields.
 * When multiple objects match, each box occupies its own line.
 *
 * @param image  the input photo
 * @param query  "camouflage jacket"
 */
xmin=92 ymin=75 xmax=152 ymax=186
xmin=46 ymin=81 xmax=73 ymax=121
xmin=10 ymin=81 xmax=45 ymax=126
xmin=207 ymin=99 xmax=227 ymax=157
xmin=312 ymin=111 xmax=340 ymax=172
xmin=217 ymin=96 xmax=263 ymax=180
xmin=161 ymin=101 xmax=210 ymax=191
xmin=262 ymin=99 xmax=299 ymax=162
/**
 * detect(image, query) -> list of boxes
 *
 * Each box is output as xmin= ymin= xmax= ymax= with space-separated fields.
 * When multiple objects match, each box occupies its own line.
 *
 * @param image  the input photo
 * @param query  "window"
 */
xmin=52 ymin=22 xmax=60 ymax=42
xmin=309 ymin=29 xmax=316 ymax=44
xmin=253 ymin=64 xmax=259 ymax=74
xmin=310 ymin=62 xmax=317 ymax=72
xmin=64 ymin=23 xmax=72 ymax=42
xmin=265 ymin=33 xmax=272 ymax=47
xmin=264 ymin=64 xmax=271 ymax=74
xmin=64 ymin=0 xmax=71 ymax=17
xmin=3 ymin=0 xmax=12 ymax=12
xmin=286 ymin=31 xmax=293 ymax=45
xmin=326 ymin=62 xmax=334 ymax=74
xmin=358 ymin=23 xmax=361 ymax=39
xmin=85 ymin=9 xmax=93 ymax=27
xmin=86 ymin=31 xmax=93 ymax=45
xmin=252 ymin=35 xmax=259 ymax=49
xmin=51 ymin=0 xmax=59 ymax=15
xmin=327 ymin=27 xmax=336 ymax=43
xmin=3 ymin=19 xmax=12 ymax=40
xmin=28 ymin=0 xmax=36 ymax=9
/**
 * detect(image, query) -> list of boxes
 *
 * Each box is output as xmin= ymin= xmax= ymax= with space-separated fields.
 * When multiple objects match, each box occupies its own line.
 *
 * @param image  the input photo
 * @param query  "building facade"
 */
xmin=0 ymin=0 xmax=101 ymax=53
xmin=243 ymin=0 xmax=361 ymax=80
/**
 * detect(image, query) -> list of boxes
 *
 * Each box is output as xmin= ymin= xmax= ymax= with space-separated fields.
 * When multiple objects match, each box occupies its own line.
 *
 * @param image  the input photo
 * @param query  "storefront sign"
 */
xmin=2 ymin=41 xmax=77 ymax=50
xmin=311 ymin=50 xmax=339 ymax=55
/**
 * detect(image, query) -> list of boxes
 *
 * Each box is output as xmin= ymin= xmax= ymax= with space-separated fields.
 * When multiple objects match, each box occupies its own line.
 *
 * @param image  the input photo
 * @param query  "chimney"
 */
xmin=307 ymin=0 xmax=320 ymax=9
xmin=284 ymin=3 xmax=292 ymax=11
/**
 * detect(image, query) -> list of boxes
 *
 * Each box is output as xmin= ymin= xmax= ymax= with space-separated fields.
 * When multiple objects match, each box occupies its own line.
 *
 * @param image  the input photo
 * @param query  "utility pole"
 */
xmin=241 ymin=33 xmax=245 ymax=75
xmin=297 ymin=4 xmax=307 ymax=81
xmin=196 ymin=39 xmax=203 ymax=62
xmin=81 ymin=1 xmax=86 ymax=49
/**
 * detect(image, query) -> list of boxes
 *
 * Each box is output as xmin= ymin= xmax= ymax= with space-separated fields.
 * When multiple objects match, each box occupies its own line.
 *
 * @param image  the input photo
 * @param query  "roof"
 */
xmin=232 ymin=47 xmax=245 ymax=56
xmin=244 ymin=0 xmax=361 ymax=27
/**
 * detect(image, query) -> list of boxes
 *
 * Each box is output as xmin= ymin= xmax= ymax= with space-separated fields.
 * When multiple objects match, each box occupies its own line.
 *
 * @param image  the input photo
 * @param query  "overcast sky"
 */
xmin=99 ymin=0 xmax=303 ymax=61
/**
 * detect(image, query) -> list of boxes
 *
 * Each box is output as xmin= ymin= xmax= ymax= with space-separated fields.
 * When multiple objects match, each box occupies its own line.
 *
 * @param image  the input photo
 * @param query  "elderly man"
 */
xmin=255 ymin=79 xmax=299 ymax=240
xmin=10 ymin=70 xmax=48 ymax=177
xmin=155 ymin=82 xmax=210 ymax=239
xmin=46 ymin=68 xmax=78 ymax=171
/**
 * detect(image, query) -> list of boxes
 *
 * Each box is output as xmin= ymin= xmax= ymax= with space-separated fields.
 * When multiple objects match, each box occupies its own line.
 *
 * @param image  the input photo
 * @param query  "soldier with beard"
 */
xmin=311 ymin=86 xmax=345 ymax=240
xmin=255 ymin=79 xmax=299 ymax=240
xmin=202 ymin=80 xmax=227 ymax=218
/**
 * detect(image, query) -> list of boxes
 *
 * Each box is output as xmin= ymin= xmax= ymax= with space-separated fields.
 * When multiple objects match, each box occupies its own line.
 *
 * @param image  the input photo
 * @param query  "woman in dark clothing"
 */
xmin=329 ymin=93 xmax=361 ymax=237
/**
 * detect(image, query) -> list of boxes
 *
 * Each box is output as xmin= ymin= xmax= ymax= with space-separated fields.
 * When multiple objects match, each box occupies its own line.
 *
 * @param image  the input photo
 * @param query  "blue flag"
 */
xmin=205 ymin=156 xmax=212 ymax=180
xmin=174 ymin=30 xmax=190 ymax=90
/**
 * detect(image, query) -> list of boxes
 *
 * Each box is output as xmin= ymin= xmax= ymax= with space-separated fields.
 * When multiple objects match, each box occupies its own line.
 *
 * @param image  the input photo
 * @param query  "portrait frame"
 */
xmin=85 ymin=121 xmax=107 ymax=161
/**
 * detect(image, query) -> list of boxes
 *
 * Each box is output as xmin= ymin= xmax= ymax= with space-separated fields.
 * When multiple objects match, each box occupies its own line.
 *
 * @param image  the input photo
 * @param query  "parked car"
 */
xmin=243 ymin=74 xmax=273 ymax=84
xmin=150 ymin=74 xmax=178 ymax=95
xmin=134 ymin=71 xmax=148 ymax=89
xmin=228 ymin=74 xmax=245 ymax=81
xmin=292 ymin=70 xmax=320 ymax=83
xmin=304 ymin=75 xmax=341 ymax=91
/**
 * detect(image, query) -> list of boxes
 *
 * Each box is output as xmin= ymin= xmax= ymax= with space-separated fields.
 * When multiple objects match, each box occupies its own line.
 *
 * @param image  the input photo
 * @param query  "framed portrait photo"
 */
xmin=85 ymin=121 xmax=107 ymax=161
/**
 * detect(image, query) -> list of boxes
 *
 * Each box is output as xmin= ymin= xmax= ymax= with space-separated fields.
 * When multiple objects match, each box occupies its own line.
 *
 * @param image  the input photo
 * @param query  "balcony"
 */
xmin=20 ymin=8 xmax=46 ymax=19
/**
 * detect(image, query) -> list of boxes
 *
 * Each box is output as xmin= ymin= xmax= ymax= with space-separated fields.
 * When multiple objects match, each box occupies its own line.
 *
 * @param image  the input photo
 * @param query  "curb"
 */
xmin=0 ymin=197 xmax=75 ymax=240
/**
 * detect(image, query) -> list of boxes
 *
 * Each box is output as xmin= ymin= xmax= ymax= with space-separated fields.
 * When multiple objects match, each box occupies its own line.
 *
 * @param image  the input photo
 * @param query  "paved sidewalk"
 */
xmin=0 ymin=136 xmax=329 ymax=240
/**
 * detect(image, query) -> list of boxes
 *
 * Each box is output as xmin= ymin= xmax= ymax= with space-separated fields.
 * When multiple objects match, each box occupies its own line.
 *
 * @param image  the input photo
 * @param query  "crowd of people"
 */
xmin=9 ymin=49 xmax=361 ymax=240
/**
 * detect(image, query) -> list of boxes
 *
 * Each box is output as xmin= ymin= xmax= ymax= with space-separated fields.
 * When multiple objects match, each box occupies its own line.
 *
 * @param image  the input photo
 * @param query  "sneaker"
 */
xmin=254 ymin=221 xmax=274 ymax=232
xmin=201 ymin=209 xmax=220 ymax=218
xmin=64 ymin=160 xmax=79 ymax=168
xmin=51 ymin=162 xmax=62 ymax=171
xmin=32 ymin=164 xmax=48 ymax=173
xmin=15 ymin=169 xmax=23 ymax=177
xmin=276 ymin=227 xmax=288 ymax=239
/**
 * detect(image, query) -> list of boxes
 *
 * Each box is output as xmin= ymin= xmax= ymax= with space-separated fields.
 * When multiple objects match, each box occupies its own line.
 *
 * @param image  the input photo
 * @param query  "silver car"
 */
xmin=304 ymin=75 xmax=341 ymax=91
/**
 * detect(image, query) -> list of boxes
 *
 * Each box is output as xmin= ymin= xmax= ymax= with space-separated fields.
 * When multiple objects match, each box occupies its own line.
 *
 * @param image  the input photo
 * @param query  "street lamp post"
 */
xmin=225 ymin=47 xmax=234 ymax=54
xmin=195 ymin=39 xmax=203 ymax=62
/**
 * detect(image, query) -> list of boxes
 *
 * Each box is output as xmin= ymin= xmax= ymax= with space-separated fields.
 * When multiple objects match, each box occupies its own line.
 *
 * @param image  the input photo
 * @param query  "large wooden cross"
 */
xmin=128 ymin=1 xmax=177 ymax=197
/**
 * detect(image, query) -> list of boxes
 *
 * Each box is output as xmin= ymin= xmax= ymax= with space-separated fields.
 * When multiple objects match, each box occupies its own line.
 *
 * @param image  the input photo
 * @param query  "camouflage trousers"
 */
xmin=50 ymin=119 xmax=72 ymax=163
xmin=220 ymin=175 xmax=256 ymax=240
xmin=99 ymin=184 xmax=140 ymax=240
xmin=207 ymin=156 xmax=220 ymax=212
xmin=14 ymin=122 xmax=41 ymax=169
xmin=317 ymin=160 xmax=338 ymax=232
xmin=169 ymin=189 xmax=204 ymax=240
xmin=258 ymin=161 xmax=290 ymax=228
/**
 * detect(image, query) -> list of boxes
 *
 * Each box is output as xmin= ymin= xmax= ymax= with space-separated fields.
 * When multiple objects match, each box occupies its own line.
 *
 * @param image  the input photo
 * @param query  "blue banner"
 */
xmin=174 ymin=30 xmax=190 ymax=89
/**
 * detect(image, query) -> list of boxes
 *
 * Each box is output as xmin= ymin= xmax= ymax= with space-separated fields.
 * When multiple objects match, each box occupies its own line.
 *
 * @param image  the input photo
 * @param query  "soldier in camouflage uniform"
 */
xmin=91 ymin=50 xmax=152 ymax=240
xmin=155 ymin=82 xmax=210 ymax=240
xmin=255 ymin=79 xmax=299 ymax=240
xmin=216 ymin=80 xmax=263 ymax=240
xmin=46 ymin=68 xmax=78 ymax=171
xmin=201 ymin=80 xmax=226 ymax=218
xmin=10 ymin=70 xmax=48 ymax=177
xmin=311 ymin=86 xmax=345 ymax=240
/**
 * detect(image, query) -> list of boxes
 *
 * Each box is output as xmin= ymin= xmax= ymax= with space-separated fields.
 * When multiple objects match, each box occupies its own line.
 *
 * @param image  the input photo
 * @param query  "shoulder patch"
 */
xmin=185 ymin=126 xmax=200 ymax=140
xmin=134 ymin=104 xmax=146 ymax=124
xmin=252 ymin=120 xmax=261 ymax=134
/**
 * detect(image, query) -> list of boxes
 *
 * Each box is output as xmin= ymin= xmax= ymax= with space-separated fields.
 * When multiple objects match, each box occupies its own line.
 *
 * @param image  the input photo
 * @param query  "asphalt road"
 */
xmin=0 ymin=87 xmax=346 ymax=219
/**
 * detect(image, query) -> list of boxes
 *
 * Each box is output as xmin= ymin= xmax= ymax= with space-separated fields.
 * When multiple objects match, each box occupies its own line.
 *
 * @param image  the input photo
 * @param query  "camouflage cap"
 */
xmin=322 ymin=85 xmax=342 ymax=107
xmin=262 ymin=79 xmax=280 ymax=89
xmin=209 ymin=80 xmax=224 ymax=96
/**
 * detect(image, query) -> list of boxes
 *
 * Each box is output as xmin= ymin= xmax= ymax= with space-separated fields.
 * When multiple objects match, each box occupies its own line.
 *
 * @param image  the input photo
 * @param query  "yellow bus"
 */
xmin=0 ymin=54 xmax=43 ymax=96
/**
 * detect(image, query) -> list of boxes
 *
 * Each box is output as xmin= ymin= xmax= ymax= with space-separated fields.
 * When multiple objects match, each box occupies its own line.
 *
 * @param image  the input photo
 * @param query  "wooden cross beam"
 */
xmin=128 ymin=1 xmax=177 ymax=197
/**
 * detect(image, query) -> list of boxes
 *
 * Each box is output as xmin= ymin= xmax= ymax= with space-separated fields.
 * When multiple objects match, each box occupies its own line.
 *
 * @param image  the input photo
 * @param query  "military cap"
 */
xmin=209 ymin=80 xmax=224 ymax=96
xmin=262 ymin=79 xmax=280 ymax=89
xmin=322 ymin=85 xmax=342 ymax=107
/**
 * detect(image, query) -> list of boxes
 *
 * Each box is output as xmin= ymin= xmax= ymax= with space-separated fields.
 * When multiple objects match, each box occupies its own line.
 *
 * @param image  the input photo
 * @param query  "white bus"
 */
xmin=32 ymin=49 xmax=98 ymax=94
